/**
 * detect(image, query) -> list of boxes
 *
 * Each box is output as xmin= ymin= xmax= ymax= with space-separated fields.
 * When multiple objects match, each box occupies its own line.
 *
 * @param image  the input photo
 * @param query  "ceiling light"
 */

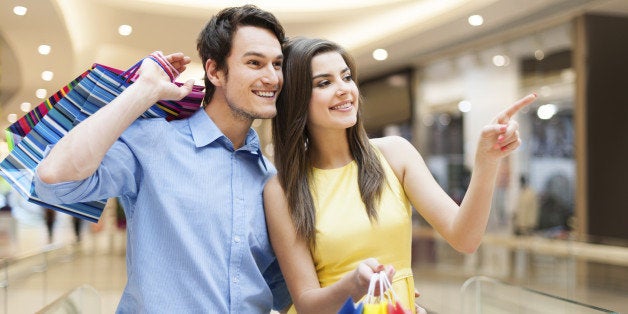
xmin=13 ymin=6 xmax=27 ymax=16
xmin=458 ymin=100 xmax=472 ymax=113
xmin=41 ymin=71 xmax=54 ymax=81
xmin=20 ymin=102 xmax=31 ymax=112
xmin=36 ymin=89 xmax=47 ymax=99
xmin=534 ymin=49 xmax=545 ymax=61
xmin=468 ymin=15 xmax=483 ymax=26
xmin=492 ymin=54 xmax=510 ymax=67
xmin=38 ymin=45 xmax=51 ymax=55
xmin=372 ymin=48 xmax=388 ymax=61
xmin=537 ymin=104 xmax=557 ymax=120
xmin=7 ymin=114 xmax=18 ymax=123
xmin=118 ymin=24 xmax=133 ymax=36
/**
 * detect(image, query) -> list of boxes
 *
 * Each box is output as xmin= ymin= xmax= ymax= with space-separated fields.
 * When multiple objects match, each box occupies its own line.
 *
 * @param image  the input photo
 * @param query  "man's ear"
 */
xmin=205 ymin=59 xmax=224 ymax=86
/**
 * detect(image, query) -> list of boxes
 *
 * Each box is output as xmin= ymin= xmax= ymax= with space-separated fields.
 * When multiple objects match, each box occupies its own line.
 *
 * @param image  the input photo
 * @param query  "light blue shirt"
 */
xmin=34 ymin=110 xmax=290 ymax=313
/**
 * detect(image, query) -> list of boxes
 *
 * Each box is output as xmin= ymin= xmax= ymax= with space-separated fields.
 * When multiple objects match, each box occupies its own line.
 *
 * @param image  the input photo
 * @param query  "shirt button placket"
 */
xmin=230 ymin=151 xmax=244 ymax=309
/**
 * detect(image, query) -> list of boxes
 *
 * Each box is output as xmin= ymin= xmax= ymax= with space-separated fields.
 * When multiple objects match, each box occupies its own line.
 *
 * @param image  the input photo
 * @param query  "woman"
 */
xmin=264 ymin=37 xmax=536 ymax=314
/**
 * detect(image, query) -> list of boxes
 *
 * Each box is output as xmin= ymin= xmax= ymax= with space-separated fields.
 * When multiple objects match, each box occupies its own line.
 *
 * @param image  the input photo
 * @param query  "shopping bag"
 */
xmin=360 ymin=272 xmax=411 ymax=314
xmin=338 ymin=297 xmax=364 ymax=314
xmin=5 ymin=53 xmax=203 ymax=149
xmin=0 ymin=52 xmax=204 ymax=222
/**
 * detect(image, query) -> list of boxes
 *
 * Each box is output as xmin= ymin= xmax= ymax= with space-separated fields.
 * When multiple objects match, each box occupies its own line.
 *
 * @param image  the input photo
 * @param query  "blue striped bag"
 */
xmin=0 ymin=53 xmax=204 ymax=222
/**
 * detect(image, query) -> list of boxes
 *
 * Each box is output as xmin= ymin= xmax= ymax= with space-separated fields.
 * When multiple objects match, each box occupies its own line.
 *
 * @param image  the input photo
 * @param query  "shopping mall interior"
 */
xmin=0 ymin=0 xmax=627 ymax=313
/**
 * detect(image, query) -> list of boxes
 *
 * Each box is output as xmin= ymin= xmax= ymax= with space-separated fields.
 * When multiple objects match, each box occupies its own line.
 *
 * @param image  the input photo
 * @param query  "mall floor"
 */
xmin=1 ymin=215 xmax=626 ymax=314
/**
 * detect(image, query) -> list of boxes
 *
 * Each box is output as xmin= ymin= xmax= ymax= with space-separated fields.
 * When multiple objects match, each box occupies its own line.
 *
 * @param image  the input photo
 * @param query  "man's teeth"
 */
xmin=255 ymin=91 xmax=275 ymax=97
xmin=331 ymin=103 xmax=352 ymax=110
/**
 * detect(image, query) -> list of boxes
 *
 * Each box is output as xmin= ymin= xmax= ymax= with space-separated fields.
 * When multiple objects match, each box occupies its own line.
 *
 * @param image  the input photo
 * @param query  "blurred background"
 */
xmin=1 ymin=0 xmax=627 ymax=313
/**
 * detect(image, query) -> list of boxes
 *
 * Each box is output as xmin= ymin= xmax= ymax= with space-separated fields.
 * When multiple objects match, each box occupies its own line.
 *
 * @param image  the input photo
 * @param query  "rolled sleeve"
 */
xmin=34 ymin=140 xmax=139 ymax=205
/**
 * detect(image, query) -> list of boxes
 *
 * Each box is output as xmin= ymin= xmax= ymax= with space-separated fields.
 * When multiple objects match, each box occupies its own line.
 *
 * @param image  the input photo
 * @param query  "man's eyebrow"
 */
xmin=242 ymin=51 xmax=283 ymax=60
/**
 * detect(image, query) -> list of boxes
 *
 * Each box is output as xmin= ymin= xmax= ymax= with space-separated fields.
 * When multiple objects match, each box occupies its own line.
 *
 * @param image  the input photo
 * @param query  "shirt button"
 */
xmin=232 ymin=277 xmax=238 ymax=283
xmin=234 ymin=236 xmax=241 ymax=243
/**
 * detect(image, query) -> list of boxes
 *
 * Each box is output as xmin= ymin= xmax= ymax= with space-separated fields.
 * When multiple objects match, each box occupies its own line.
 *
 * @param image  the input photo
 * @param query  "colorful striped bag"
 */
xmin=0 ymin=52 xmax=204 ymax=222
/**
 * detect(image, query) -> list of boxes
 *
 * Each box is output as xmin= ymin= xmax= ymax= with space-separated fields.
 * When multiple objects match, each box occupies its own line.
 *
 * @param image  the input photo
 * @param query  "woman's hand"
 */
xmin=352 ymin=258 xmax=395 ymax=298
xmin=476 ymin=93 xmax=537 ymax=166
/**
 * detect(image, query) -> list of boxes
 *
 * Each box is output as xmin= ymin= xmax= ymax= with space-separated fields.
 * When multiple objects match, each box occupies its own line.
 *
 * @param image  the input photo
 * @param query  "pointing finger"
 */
xmin=496 ymin=93 xmax=537 ymax=124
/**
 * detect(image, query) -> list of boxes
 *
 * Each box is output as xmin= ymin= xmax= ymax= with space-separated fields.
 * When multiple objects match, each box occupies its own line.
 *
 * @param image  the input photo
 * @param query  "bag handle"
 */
xmin=379 ymin=270 xmax=400 ymax=304
xmin=364 ymin=273 xmax=379 ymax=304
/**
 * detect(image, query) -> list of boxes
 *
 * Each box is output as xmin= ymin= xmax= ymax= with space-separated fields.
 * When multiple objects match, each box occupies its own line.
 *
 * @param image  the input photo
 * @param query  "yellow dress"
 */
xmin=288 ymin=148 xmax=415 ymax=313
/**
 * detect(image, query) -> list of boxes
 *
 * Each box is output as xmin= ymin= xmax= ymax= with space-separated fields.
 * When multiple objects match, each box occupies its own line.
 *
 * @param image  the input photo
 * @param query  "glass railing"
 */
xmin=411 ymin=226 xmax=628 ymax=313
xmin=36 ymin=284 xmax=101 ymax=314
xmin=0 ymin=243 xmax=78 ymax=314
xmin=460 ymin=276 xmax=619 ymax=313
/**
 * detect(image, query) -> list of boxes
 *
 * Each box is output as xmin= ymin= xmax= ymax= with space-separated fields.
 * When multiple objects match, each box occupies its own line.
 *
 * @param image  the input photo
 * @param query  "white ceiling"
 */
xmin=1 ymin=0 xmax=627 ymax=131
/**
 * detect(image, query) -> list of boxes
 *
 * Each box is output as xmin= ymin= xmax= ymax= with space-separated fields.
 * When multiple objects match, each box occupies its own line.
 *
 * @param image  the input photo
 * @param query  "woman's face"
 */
xmin=307 ymin=51 xmax=359 ymax=132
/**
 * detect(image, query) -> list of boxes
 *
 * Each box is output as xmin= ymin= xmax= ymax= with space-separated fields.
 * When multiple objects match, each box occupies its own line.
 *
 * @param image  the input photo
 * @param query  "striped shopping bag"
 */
xmin=0 ymin=52 xmax=204 ymax=222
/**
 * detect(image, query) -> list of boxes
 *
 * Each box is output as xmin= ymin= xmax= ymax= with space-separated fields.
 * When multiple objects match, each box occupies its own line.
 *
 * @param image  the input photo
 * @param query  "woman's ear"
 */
xmin=205 ymin=59 xmax=224 ymax=86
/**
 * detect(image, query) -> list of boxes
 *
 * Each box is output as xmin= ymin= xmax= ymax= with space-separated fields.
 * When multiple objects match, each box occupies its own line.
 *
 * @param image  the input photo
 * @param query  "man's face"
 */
xmin=219 ymin=26 xmax=283 ymax=120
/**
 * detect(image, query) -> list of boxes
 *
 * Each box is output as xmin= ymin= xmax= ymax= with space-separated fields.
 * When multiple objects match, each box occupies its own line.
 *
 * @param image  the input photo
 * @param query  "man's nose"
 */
xmin=261 ymin=65 xmax=280 ymax=85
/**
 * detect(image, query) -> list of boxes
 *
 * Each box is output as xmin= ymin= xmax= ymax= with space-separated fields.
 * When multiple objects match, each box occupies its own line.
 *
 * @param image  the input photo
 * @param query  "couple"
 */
xmin=34 ymin=5 xmax=535 ymax=313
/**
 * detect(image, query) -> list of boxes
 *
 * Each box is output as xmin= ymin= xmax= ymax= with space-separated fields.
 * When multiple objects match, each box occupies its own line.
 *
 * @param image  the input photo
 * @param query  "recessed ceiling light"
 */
xmin=36 ymin=89 xmax=47 ymax=99
xmin=41 ymin=71 xmax=54 ymax=81
xmin=38 ymin=45 xmax=51 ymax=55
xmin=492 ymin=54 xmax=510 ymax=67
xmin=458 ymin=100 xmax=472 ymax=113
xmin=537 ymin=104 xmax=557 ymax=120
xmin=20 ymin=102 xmax=32 ymax=112
xmin=118 ymin=24 xmax=133 ymax=36
xmin=372 ymin=48 xmax=388 ymax=61
xmin=13 ymin=6 xmax=27 ymax=16
xmin=468 ymin=15 xmax=484 ymax=26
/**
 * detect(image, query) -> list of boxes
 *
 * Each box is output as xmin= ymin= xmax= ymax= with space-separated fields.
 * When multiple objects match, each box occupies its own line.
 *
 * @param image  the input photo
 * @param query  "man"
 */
xmin=35 ymin=5 xmax=289 ymax=313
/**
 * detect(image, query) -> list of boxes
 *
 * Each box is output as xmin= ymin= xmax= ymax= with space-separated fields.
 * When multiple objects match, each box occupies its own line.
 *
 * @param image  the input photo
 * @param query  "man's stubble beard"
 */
xmin=227 ymin=100 xmax=276 ymax=122
xmin=223 ymin=75 xmax=278 ymax=122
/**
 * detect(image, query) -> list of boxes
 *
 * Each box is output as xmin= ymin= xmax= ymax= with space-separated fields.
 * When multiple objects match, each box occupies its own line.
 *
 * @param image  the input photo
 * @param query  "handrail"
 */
xmin=413 ymin=230 xmax=628 ymax=267
xmin=0 ymin=242 xmax=72 ymax=266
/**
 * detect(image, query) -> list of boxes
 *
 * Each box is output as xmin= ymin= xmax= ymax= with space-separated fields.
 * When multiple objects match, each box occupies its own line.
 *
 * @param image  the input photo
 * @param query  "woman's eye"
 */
xmin=316 ymin=80 xmax=330 ymax=88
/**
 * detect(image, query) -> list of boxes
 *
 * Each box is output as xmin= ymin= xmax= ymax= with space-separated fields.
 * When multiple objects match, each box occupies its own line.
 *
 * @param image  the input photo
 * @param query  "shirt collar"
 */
xmin=189 ymin=109 xmax=268 ymax=171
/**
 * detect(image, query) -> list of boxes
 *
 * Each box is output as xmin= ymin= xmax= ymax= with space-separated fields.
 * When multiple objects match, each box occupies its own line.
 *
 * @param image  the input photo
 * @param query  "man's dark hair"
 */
xmin=197 ymin=5 xmax=286 ymax=104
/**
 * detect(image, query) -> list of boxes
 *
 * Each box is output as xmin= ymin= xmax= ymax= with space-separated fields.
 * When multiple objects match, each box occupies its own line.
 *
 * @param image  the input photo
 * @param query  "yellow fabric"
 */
xmin=287 ymin=148 xmax=415 ymax=313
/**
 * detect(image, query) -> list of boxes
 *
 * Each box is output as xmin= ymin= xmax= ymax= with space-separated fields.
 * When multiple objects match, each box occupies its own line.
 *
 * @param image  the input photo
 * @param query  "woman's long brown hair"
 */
xmin=272 ymin=37 xmax=385 ymax=247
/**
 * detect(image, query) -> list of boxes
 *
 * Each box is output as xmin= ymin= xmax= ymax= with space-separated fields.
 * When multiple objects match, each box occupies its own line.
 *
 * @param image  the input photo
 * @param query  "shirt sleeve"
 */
xmin=263 ymin=258 xmax=292 ymax=311
xmin=34 ymin=139 xmax=139 ymax=205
